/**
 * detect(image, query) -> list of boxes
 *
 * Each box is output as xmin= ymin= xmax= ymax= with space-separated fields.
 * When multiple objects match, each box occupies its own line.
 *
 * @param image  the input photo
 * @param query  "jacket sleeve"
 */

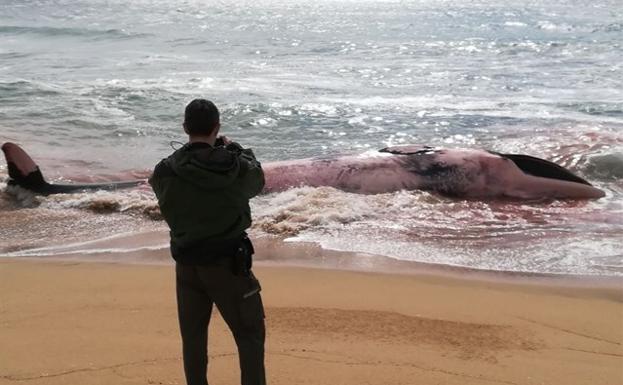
xmin=227 ymin=142 xmax=265 ymax=199
xmin=148 ymin=159 xmax=174 ymax=202
xmin=148 ymin=162 xmax=162 ymax=197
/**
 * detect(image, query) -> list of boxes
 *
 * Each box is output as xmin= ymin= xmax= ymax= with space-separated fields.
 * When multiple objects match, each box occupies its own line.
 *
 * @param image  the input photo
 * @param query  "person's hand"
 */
xmin=217 ymin=135 xmax=232 ymax=146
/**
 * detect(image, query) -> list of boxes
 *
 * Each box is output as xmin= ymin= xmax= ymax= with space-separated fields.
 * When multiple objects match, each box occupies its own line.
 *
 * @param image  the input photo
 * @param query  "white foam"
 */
xmin=504 ymin=21 xmax=527 ymax=27
xmin=537 ymin=21 xmax=574 ymax=32
xmin=6 ymin=244 xmax=168 ymax=258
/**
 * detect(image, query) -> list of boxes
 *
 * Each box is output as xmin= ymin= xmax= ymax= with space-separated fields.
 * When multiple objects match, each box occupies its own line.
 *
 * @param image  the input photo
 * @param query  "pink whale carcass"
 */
xmin=1 ymin=142 xmax=605 ymax=200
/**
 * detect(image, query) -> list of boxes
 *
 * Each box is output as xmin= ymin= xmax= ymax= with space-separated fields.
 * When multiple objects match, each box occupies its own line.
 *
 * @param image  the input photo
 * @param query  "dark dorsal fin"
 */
xmin=497 ymin=153 xmax=592 ymax=186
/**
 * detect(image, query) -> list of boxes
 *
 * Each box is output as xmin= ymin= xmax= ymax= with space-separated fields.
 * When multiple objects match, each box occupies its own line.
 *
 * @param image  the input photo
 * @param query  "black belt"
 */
xmin=171 ymin=233 xmax=254 ymax=268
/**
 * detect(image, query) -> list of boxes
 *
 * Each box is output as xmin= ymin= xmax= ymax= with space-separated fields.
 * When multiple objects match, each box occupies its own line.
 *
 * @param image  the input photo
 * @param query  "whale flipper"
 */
xmin=1 ymin=142 xmax=144 ymax=195
xmin=496 ymin=153 xmax=592 ymax=186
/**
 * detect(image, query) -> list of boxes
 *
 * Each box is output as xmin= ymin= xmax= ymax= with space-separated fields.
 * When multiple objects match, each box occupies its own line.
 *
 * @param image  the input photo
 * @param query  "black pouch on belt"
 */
xmin=233 ymin=235 xmax=255 ymax=277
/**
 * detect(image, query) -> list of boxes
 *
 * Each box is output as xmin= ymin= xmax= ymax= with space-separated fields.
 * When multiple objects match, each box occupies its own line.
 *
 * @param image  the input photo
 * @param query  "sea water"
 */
xmin=1 ymin=0 xmax=622 ymax=276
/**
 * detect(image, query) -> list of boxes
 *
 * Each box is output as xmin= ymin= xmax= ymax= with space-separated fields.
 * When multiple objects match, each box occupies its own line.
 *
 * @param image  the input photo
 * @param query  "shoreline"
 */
xmin=2 ymin=233 xmax=622 ymax=294
xmin=254 ymin=236 xmax=623 ymax=291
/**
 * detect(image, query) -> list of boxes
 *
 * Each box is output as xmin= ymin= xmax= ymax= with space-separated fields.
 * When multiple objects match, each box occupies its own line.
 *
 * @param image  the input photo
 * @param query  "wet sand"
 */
xmin=1 ymin=257 xmax=622 ymax=385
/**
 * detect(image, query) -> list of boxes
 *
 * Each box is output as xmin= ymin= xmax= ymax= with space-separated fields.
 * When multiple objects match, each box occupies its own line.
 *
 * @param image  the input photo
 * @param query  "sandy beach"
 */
xmin=1 ymin=257 xmax=621 ymax=385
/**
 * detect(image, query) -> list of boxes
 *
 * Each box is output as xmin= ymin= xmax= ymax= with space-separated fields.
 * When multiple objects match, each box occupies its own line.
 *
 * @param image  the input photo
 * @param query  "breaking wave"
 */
xmin=583 ymin=152 xmax=623 ymax=180
xmin=0 ymin=25 xmax=148 ymax=40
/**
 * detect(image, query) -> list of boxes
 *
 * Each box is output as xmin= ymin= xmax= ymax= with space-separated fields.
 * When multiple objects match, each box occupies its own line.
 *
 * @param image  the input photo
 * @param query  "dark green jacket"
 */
xmin=149 ymin=142 xmax=264 ymax=262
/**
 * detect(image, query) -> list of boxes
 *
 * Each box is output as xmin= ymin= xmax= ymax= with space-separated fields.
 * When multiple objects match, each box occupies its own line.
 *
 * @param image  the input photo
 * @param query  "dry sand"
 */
xmin=1 ymin=258 xmax=622 ymax=385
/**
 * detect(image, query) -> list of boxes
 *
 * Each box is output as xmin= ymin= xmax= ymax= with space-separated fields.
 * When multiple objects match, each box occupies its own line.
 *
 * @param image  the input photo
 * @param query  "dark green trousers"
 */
xmin=175 ymin=263 xmax=266 ymax=385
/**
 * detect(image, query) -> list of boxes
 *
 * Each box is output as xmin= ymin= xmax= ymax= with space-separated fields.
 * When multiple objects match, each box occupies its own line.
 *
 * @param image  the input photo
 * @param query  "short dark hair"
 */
xmin=184 ymin=99 xmax=220 ymax=135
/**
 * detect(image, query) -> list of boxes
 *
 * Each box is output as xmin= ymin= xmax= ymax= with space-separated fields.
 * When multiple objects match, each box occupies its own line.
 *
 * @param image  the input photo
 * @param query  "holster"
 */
xmin=233 ymin=236 xmax=255 ymax=277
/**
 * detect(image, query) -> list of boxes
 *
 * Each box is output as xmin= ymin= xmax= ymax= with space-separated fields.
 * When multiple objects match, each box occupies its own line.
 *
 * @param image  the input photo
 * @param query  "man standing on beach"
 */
xmin=149 ymin=99 xmax=266 ymax=385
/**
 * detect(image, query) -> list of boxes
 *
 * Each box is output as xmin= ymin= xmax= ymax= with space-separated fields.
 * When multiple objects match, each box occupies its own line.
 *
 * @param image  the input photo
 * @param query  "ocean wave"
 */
xmin=3 ymin=230 xmax=168 ymax=258
xmin=0 ymin=52 xmax=32 ymax=60
xmin=0 ymin=80 xmax=63 ymax=99
xmin=592 ymin=22 xmax=623 ymax=33
xmin=3 ymin=185 xmax=161 ymax=220
xmin=584 ymin=153 xmax=623 ymax=180
xmin=251 ymin=184 xmax=622 ymax=276
xmin=557 ymin=102 xmax=623 ymax=118
xmin=0 ymin=25 xmax=150 ymax=40
xmin=536 ymin=21 xmax=575 ymax=32
xmin=251 ymin=185 xmax=620 ymax=242
xmin=294 ymin=231 xmax=623 ymax=276
xmin=5 ymin=177 xmax=617 ymax=239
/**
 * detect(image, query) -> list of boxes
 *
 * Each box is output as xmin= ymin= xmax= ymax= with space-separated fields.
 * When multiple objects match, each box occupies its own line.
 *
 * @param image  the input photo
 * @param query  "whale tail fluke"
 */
xmin=1 ymin=142 xmax=52 ymax=193
xmin=2 ymin=142 xmax=145 ymax=194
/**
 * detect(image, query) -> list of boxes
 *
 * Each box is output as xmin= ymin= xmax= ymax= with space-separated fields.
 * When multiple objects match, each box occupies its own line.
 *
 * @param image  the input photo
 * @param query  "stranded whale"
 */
xmin=1 ymin=142 xmax=605 ymax=200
